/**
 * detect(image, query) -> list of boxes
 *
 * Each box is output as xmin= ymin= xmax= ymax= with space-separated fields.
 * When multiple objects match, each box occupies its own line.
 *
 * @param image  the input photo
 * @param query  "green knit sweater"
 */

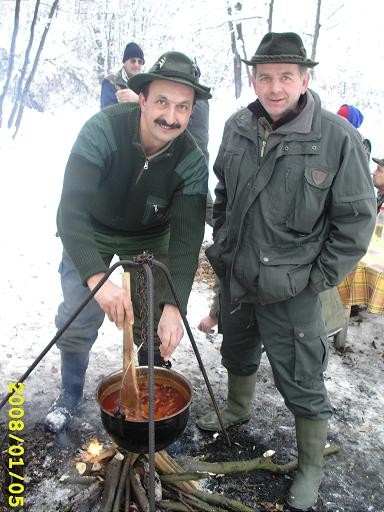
xmin=57 ymin=103 xmax=208 ymax=310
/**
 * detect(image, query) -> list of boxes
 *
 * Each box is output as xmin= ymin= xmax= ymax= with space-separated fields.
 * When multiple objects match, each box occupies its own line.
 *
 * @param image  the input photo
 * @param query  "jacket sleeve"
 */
xmin=100 ymin=80 xmax=118 ymax=109
xmin=161 ymin=149 xmax=208 ymax=312
xmin=309 ymin=129 xmax=376 ymax=293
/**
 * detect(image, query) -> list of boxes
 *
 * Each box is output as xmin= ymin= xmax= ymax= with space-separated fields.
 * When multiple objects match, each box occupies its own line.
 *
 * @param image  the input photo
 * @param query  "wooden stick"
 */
xmin=154 ymin=450 xmax=197 ymax=492
xmin=130 ymin=466 xmax=150 ymax=512
xmin=120 ymin=272 xmax=140 ymax=415
xmin=160 ymin=444 xmax=340 ymax=482
xmin=100 ymin=452 xmax=124 ymax=512
xmin=112 ymin=452 xmax=132 ymax=512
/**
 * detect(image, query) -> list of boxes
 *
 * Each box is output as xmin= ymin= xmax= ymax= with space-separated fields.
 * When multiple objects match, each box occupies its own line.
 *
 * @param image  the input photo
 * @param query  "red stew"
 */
xmin=102 ymin=382 xmax=186 ymax=421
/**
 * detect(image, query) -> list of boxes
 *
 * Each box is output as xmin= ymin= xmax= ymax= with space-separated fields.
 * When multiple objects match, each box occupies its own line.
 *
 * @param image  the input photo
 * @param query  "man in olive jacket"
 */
xmin=197 ymin=32 xmax=375 ymax=512
xmin=45 ymin=51 xmax=211 ymax=433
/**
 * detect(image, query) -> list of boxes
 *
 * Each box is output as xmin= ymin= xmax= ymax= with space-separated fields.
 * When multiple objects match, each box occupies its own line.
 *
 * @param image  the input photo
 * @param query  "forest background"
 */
xmin=1 ymin=0 xmax=383 ymax=159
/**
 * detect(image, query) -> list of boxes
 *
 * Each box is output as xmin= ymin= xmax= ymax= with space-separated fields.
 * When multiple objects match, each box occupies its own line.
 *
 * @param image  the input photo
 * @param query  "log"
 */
xmin=112 ymin=452 xmax=132 ymax=512
xmin=154 ymin=450 xmax=197 ymax=493
xmin=130 ymin=466 xmax=150 ymax=512
xmin=160 ymin=444 xmax=340 ymax=482
xmin=100 ymin=452 xmax=125 ymax=512
xmin=61 ymin=481 xmax=102 ymax=512
xmin=59 ymin=475 xmax=101 ymax=485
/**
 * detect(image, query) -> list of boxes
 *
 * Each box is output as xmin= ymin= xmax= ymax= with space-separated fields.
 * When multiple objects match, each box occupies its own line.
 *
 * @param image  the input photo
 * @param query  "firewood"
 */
xmin=59 ymin=475 xmax=101 ymax=485
xmin=112 ymin=452 xmax=132 ymax=512
xmin=61 ymin=481 xmax=102 ymax=512
xmin=154 ymin=450 xmax=197 ymax=493
xmin=100 ymin=452 xmax=125 ymax=512
xmin=160 ymin=444 xmax=340 ymax=481
xmin=130 ymin=466 xmax=150 ymax=512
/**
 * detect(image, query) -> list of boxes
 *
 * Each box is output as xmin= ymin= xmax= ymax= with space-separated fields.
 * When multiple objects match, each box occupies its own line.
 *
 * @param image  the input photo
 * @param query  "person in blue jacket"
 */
xmin=100 ymin=42 xmax=144 ymax=109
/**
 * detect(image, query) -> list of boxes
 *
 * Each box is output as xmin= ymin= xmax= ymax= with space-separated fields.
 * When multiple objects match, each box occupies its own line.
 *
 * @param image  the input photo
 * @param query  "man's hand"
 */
xmin=198 ymin=314 xmax=218 ymax=334
xmin=115 ymin=88 xmax=139 ymax=103
xmin=87 ymin=273 xmax=134 ymax=329
xmin=157 ymin=304 xmax=184 ymax=361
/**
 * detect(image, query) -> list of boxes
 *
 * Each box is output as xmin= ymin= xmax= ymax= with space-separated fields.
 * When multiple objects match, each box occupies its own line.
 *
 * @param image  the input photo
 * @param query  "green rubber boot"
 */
xmin=196 ymin=372 xmax=257 ymax=431
xmin=287 ymin=417 xmax=328 ymax=510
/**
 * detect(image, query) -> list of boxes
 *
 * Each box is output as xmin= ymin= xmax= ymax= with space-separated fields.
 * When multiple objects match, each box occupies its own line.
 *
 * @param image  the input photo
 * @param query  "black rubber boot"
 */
xmin=44 ymin=350 xmax=89 ymax=433
xmin=137 ymin=348 xmax=172 ymax=369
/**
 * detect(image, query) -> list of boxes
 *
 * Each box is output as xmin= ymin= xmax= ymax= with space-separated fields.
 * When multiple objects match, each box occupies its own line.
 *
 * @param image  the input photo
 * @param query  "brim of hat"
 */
xmin=373 ymin=157 xmax=384 ymax=166
xmin=241 ymin=56 xmax=318 ymax=68
xmin=128 ymin=73 xmax=212 ymax=100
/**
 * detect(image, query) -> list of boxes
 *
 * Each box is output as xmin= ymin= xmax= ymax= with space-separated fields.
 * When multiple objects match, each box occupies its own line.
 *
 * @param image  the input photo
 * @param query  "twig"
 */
xmin=59 ymin=475 xmax=100 ymax=485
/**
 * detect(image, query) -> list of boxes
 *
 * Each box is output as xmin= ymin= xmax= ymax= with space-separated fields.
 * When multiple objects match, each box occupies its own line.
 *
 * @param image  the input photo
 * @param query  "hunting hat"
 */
xmin=128 ymin=51 xmax=212 ymax=100
xmin=373 ymin=156 xmax=384 ymax=166
xmin=242 ymin=32 xmax=318 ymax=68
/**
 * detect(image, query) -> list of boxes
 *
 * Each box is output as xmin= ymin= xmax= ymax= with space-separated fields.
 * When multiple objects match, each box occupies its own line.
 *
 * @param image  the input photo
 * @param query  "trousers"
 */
xmin=219 ymin=279 xmax=333 ymax=420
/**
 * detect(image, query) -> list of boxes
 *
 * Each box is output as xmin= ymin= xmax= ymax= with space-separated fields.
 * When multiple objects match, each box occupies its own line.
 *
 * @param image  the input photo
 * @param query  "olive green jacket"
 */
xmin=207 ymin=90 xmax=376 ymax=305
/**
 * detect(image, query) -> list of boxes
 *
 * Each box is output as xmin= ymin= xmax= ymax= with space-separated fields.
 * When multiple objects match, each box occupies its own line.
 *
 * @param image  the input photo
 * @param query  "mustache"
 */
xmin=154 ymin=118 xmax=181 ymax=130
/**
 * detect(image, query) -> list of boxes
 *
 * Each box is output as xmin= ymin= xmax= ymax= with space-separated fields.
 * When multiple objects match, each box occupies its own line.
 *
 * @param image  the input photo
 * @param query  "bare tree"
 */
xmin=267 ymin=0 xmax=274 ymax=32
xmin=227 ymin=1 xmax=242 ymax=98
xmin=311 ymin=0 xmax=322 ymax=78
xmin=8 ymin=0 xmax=41 ymax=129
xmin=0 ymin=0 xmax=21 ymax=128
xmin=11 ymin=0 xmax=60 ymax=138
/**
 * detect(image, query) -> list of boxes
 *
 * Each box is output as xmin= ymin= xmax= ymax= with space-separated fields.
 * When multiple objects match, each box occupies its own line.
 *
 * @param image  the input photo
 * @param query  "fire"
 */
xmin=86 ymin=438 xmax=103 ymax=458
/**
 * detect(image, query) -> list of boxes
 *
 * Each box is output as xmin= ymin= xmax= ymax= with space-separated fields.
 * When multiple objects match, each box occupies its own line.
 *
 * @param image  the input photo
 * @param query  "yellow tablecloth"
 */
xmin=338 ymin=237 xmax=384 ymax=314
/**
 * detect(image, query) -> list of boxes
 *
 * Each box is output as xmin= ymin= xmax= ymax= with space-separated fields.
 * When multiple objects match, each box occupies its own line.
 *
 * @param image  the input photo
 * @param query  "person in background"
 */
xmin=337 ymin=103 xmax=371 ymax=157
xmin=45 ymin=51 xmax=211 ymax=434
xmin=100 ymin=42 xmax=144 ymax=109
xmin=197 ymin=32 xmax=376 ymax=512
xmin=372 ymin=155 xmax=384 ymax=212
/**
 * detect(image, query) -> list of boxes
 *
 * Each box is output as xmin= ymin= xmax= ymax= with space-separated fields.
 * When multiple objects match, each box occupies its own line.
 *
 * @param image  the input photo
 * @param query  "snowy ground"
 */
xmin=0 ymin=107 xmax=383 ymax=511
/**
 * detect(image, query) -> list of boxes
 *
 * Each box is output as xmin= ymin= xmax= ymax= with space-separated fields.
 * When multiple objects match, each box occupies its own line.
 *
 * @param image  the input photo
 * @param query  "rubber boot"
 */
xmin=137 ymin=347 xmax=172 ymax=369
xmin=196 ymin=372 xmax=257 ymax=431
xmin=286 ymin=417 xmax=328 ymax=511
xmin=45 ymin=350 xmax=89 ymax=433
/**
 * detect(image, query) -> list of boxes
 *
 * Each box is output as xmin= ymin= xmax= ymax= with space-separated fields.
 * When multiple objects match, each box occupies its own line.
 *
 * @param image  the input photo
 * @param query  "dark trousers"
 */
xmin=219 ymin=279 xmax=333 ymax=420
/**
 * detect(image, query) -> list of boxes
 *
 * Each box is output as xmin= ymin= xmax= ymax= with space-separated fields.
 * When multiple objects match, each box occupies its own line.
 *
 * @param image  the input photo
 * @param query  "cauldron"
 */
xmin=96 ymin=367 xmax=193 ymax=453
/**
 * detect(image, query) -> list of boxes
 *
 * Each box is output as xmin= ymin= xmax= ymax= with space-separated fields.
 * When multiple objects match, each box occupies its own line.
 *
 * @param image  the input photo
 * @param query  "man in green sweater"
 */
xmin=45 ymin=51 xmax=211 ymax=433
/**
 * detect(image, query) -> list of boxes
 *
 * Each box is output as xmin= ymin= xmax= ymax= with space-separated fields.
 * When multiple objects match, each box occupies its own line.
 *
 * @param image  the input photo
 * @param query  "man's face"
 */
xmin=138 ymin=79 xmax=195 ymax=153
xmin=372 ymin=163 xmax=384 ymax=192
xmin=123 ymin=58 xmax=144 ymax=77
xmin=252 ymin=63 xmax=310 ymax=122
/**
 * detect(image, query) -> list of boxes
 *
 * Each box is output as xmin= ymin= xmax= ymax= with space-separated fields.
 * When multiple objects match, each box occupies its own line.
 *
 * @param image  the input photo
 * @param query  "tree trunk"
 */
xmin=8 ymin=0 xmax=41 ymax=129
xmin=0 ymin=0 xmax=21 ymax=128
xmin=267 ymin=0 xmax=274 ymax=32
xmin=227 ymin=2 xmax=242 ymax=98
xmin=11 ymin=0 xmax=60 ymax=138
xmin=311 ymin=0 xmax=322 ymax=78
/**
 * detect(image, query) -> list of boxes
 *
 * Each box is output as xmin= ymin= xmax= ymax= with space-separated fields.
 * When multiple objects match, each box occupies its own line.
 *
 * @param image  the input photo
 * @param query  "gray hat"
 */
xmin=373 ymin=157 xmax=384 ymax=166
xmin=128 ymin=51 xmax=211 ymax=100
xmin=242 ymin=32 xmax=318 ymax=68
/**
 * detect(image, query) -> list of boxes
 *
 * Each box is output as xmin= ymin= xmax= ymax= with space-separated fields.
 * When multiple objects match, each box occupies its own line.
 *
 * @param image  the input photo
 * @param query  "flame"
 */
xmin=86 ymin=438 xmax=103 ymax=457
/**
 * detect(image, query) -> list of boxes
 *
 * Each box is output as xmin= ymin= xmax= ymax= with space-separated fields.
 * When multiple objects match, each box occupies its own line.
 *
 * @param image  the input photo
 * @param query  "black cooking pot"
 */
xmin=96 ymin=367 xmax=193 ymax=453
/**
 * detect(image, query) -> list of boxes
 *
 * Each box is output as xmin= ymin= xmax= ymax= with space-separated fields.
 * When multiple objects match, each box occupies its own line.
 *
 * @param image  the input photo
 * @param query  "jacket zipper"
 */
xmin=135 ymin=159 xmax=149 ymax=184
xmin=260 ymin=139 xmax=267 ymax=157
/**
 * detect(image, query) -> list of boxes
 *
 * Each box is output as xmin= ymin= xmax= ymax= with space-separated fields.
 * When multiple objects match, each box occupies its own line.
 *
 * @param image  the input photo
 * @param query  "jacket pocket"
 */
xmin=293 ymin=322 xmax=329 ymax=383
xmin=142 ymin=196 xmax=169 ymax=226
xmin=286 ymin=167 xmax=334 ymax=234
xmin=257 ymin=245 xmax=316 ymax=304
